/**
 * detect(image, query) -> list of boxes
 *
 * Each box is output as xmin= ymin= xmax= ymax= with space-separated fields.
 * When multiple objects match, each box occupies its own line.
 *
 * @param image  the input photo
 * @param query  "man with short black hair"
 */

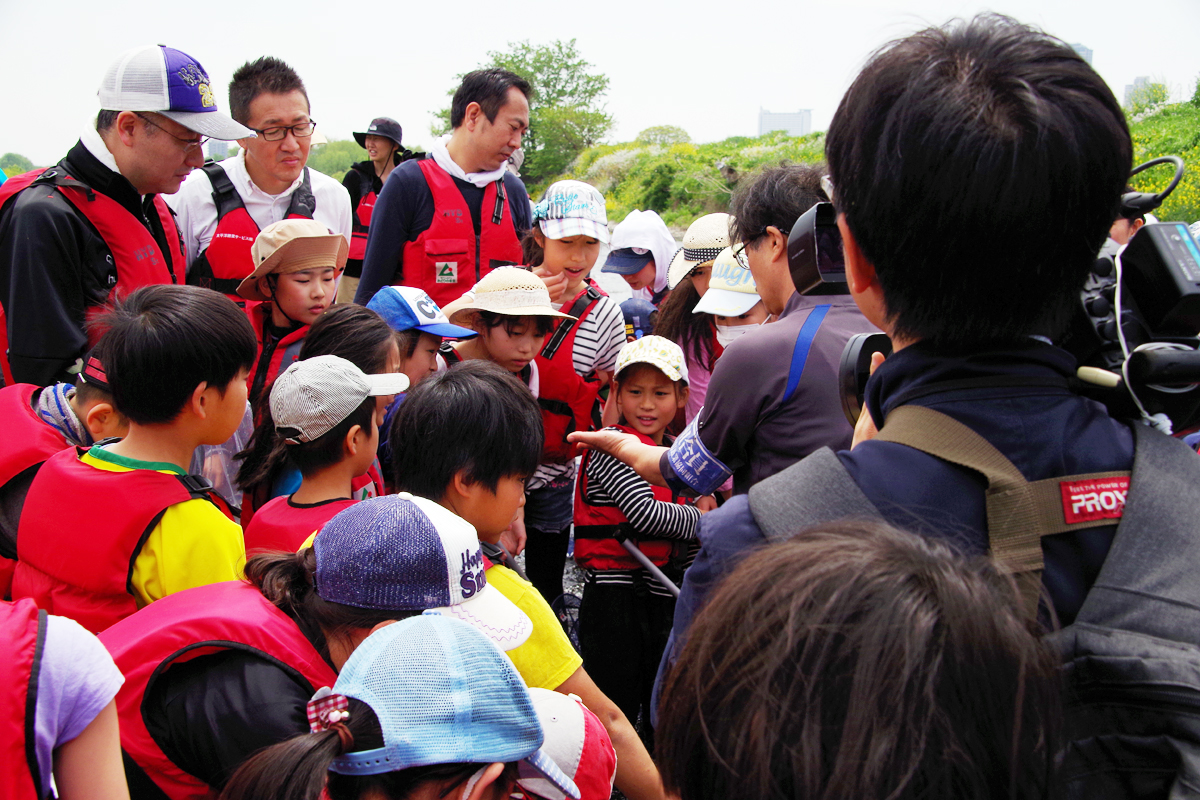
xmin=0 ymin=45 xmax=251 ymax=387
xmin=354 ymin=68 xmax=533 ymax=307
xmin=168 ymin=56 xmax=351 ymax=303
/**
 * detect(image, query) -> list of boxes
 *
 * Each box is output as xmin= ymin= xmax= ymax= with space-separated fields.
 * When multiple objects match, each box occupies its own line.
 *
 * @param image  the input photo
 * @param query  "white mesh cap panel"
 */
xmin=98 ymin=45 xmax=168 ymax=110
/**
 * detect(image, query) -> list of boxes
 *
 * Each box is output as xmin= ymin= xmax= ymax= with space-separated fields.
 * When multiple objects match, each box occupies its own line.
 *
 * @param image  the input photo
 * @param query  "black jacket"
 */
xmin=0 ymin=141 xmax=182 ymax=385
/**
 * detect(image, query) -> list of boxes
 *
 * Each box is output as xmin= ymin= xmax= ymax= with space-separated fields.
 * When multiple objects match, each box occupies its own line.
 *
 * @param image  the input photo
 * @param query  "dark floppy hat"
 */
xmin=353 ymin=117 xmax=402 ymax=148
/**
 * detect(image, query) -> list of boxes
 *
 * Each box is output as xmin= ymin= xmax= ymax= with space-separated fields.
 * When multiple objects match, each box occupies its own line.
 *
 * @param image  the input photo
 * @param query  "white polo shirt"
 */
xmin=167 ymin=151 xmax=352 ymax=270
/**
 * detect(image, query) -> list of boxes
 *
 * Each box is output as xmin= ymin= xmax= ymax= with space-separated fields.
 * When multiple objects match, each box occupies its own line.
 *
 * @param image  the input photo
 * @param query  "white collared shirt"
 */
xmin=166 ymin=150 xmax=352 ymax=269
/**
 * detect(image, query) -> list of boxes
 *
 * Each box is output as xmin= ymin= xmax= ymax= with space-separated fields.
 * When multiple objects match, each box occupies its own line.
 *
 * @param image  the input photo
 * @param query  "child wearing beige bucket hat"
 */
xmin=237 ymin=218 xmax=349 ymax=404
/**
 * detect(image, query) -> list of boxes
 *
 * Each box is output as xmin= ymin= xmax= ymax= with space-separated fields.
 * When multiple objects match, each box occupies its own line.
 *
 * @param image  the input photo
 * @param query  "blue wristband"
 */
xmin=666 ymin=418 xmax=732 ymax=496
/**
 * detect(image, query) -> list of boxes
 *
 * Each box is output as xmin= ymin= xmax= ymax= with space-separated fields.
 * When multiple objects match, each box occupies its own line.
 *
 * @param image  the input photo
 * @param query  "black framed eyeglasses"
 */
xmin=251 ymin=121 xmax=317 ymax=141
xmin=135 ymin=113 xmax=208 ymax=153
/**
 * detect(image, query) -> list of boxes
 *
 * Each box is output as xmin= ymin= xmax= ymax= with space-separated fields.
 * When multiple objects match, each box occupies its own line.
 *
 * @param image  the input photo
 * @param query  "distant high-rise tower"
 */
xmin=1070 ymin=43 xmax=1093 ymax=64
xmin=207 ymin=140 xmax=229 ymax=160
xmin=1125 ymin=76 xmax=1151 ymax=106
xmin=758 ymin=109 xmax=812 ymax=137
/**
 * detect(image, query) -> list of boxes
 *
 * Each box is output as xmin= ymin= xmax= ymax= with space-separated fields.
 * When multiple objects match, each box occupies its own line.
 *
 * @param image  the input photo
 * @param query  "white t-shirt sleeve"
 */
xmin=33 ymin=615 xmax=124 ymax=791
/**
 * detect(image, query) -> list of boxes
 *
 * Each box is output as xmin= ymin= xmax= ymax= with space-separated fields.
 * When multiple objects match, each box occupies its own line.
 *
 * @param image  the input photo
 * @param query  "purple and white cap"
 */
xmin=313 ymin=494 xmax=533 ymax=651
xmin=98 ymin=45 xmax=253 ymax=141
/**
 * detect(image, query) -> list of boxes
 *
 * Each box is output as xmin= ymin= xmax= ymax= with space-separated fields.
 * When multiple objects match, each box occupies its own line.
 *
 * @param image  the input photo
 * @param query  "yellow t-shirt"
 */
xmin=81 ymin=446 xmax=246 ymax=608
xmin=487 ymin=563 xmax=582 ymax=690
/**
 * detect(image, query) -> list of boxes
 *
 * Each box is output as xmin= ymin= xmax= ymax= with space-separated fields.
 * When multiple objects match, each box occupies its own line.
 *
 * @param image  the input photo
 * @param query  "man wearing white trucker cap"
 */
xmin=0 ymin=44 xmax=252 ymax=387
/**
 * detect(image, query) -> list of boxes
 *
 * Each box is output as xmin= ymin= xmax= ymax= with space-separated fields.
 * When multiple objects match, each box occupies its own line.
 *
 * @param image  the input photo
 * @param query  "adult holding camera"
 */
xmin=644 ymin=15 xmax=1200 ymax=796
xmin=572 ymin=165 xmax=874 ymax=497
xmin=340 ymin=117 xmax=408 ymax=303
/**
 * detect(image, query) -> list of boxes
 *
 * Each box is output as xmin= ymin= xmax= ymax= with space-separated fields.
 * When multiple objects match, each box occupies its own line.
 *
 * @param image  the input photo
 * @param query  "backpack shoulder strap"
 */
xmin=747 ymin=447 xmax=883 ymax=542
xmin=875 ymin=404 xmax=1131 ymax=616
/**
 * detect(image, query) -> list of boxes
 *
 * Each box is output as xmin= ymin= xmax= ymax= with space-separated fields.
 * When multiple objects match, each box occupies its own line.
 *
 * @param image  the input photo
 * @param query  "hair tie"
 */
xmin=330 ymin=721 xmax=355 ymax=754
xmin=307 ymin=686 xmax=351 ymax=735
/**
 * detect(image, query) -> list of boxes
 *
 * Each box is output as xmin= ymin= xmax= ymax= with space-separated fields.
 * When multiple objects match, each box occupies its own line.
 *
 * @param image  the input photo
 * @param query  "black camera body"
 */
xmin=789 ymin=159 xmax=1200 ymax=430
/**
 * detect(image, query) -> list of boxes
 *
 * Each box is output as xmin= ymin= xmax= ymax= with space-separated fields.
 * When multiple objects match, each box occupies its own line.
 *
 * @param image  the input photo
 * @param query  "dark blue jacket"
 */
xmin=655 ymin=341 xmax=1135 ymax=713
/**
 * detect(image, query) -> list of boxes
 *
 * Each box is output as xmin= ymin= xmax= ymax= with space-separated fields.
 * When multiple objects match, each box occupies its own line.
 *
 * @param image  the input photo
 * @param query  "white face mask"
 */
xmin=715 ymin=323 xmax=753 ymax=349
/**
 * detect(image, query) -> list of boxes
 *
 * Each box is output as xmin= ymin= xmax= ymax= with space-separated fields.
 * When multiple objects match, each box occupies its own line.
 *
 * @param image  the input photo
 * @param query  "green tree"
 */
xmin=1 ymin=152 xmax=34 ymax=178
xmin=435 ymin=39 xmax=614 ymax=189
xmin=636 ymin=126 xmax=691 ymax=146
xmin=305 ymin=139 xmax=366 ymax=183
xmin=1127 ymin=81 xmax=1169 ymax=115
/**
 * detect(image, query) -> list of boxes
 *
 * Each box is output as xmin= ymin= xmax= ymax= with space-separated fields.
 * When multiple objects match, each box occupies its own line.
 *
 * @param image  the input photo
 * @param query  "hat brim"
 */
xmin=428 ymin=581 xmax=533 ymax=651
xmin=520 ymin=749 xmax=583 ymax=800
xmin=365 ymin=372 xmax=411 ymax=395
xmin=667 ymin=249 xmax=703 ymax=290
xmin=602 ymin=251 xmax=653 ymax=275
xmin=354 ymin=131 xmax=402 ymax=148
xmin=159 ymin=109 xmax=254 ymax=141
xmin=615 ymin=355 xmax=686 ymax=384
xmin=539 ymin=218 xmax=610 ymax=244
xmin=693 ymin=288 xmax=762 ymax=317
xmin=414 ymin=322 xmax=479 ymax=339
xmin=445 ymin=294 xmax=576 ymax=325
xmin=237 ymin=234 xmax=350 ymax=301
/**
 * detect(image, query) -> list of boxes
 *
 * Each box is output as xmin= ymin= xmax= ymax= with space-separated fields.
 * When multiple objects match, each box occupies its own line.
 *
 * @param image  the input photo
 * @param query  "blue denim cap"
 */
xmin=328 ymin=615 xmax=582 ymax=800
xmin=313 ymin=494 xmax=531 ymax=650
xmin=367 ymin=286 xmax=477 ymax=339
xmin=602 ymin=247 xmax=654 ymax=276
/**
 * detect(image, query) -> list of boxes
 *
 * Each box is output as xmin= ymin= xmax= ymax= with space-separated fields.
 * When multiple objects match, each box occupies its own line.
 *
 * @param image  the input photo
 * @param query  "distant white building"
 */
xmin=1125 ymin=76 xmax=1151 ymax=106
xmin=207 ymin=140 xmax=229 ymax=160
xmin=758 ymin=108 xmax=812 ymax=137
xmin=1070 ymin=43 xmax=1093 ymax=64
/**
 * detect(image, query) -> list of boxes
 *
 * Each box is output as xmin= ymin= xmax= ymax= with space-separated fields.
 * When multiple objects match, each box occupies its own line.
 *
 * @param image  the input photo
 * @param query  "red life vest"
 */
xmin=246 ymin=303 xmax=308 ymax=408
xmin=11 ymin=447 xmax=233 ymax=634
xmin=353 ymin=459 xmax=386 ymax=500
xmin=244 ymin=495 xmax=356 ymax=555
xmin=573 ymin=426 xmax=689 ymax=571
xmin=99 ymin=581 xmax=338 ymax=800
xmin=0 ymin=598 xmax=47 ymax=800
xmin=398 ymin=160 xmax=522 ymax=308
xmin=0 ymin=384 xmax=71 ymax=598
xmin=185 ymin=163 xmax=316 ymax=303
xmin=0 ymin=168 xmax=182 ymax=384
xmin=348 ymin=167 xmax=378 ymax=262
xmin=535 ymin=284 xmax=605 ymax=464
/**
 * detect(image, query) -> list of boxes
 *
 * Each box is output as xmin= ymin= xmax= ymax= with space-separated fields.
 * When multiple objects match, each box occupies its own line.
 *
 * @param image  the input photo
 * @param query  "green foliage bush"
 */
xmin=1129 ymin=101 xmax=1200 ymax=223
xmin=305 ymin=140 xmax=366 ymax=183
xmin=547 ymin=129 xmax=826 ymax=227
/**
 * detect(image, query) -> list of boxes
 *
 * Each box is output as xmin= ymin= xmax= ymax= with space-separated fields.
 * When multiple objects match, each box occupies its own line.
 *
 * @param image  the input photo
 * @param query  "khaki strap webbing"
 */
xmin=874 ymin=405 xmax=1130 ymax=617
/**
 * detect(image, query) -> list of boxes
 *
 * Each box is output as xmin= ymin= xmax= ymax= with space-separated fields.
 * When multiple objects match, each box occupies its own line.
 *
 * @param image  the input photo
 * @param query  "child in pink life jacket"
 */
xmin=236 ymin=304 xmax=401 ymax=525
xmin=236 ymin=219 xmax=346 ymax=408
xmin=243 ymin=355 xmax=407 ymax=554
xmin=574 ymin=336 xmax=706 ymax=742
xmin=0 ymin=351 xmax=127 ymax=598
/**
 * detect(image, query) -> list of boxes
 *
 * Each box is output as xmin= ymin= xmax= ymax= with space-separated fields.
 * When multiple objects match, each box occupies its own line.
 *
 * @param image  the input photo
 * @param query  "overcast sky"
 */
xmin=3 ymin=0 xmax=1197 ymax=166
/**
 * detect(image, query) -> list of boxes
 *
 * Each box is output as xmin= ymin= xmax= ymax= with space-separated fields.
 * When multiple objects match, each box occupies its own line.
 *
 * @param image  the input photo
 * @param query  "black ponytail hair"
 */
xmin=220 ymin=695 xmax=492 ymax=800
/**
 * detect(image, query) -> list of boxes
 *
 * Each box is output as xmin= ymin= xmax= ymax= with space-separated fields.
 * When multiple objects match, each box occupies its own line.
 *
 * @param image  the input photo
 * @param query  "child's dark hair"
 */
xmin=654 ymin=278 xmax=714 ymax=370
xmin=219 ymin=689 xmax=491 ymax=800
xmin=825 ymin=14 xmax=1130 ymax=351
xmin=237 ymin=304 xmax=396 ymax=497
xmin=475 ymin=310 xmax=556 ymax=338
xmin=92 ymin=285 xmax=255 ymax=425
xmin=657 ymin=521 xmax=1062 ymax=800
xmin=520 ymin=229 xmax=545 ymax=267
xmin=243 ymin=549 xmax=419 ymax=661
xmin=390 ymin=360 xmax=542 ymax=498
xmin=282 ymin=396 xmax=376 ymax=480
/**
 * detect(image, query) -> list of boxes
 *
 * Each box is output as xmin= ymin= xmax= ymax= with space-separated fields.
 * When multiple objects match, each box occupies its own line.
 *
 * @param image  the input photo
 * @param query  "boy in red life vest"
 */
xmin=236 ymin=218 xmax=346 ymax=407
xmin=244 ymin=355 xmax=408 ymax=554
xmin=0 ymin=351 xmax=128 ymax=599
xmin=11 ymin=285 xmax=256 ymax=633
xmin=574 ymin=336 xmax=706 ymax=745
xmin=389 ymin=360 xmax=669 ymax=800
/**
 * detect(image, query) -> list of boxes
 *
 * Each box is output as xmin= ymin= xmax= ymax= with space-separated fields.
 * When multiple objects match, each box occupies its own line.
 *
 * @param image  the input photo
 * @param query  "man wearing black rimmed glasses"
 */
xmin=169 ymin=56 xmax=351 ymax=304
xmin=0 ymin=44 xmax=251 ymax=386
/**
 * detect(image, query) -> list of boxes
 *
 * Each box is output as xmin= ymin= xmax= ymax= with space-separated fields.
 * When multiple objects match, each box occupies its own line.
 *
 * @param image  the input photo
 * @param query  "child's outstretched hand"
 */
xmin=569 ymin=428 xmax=642 ymax=459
